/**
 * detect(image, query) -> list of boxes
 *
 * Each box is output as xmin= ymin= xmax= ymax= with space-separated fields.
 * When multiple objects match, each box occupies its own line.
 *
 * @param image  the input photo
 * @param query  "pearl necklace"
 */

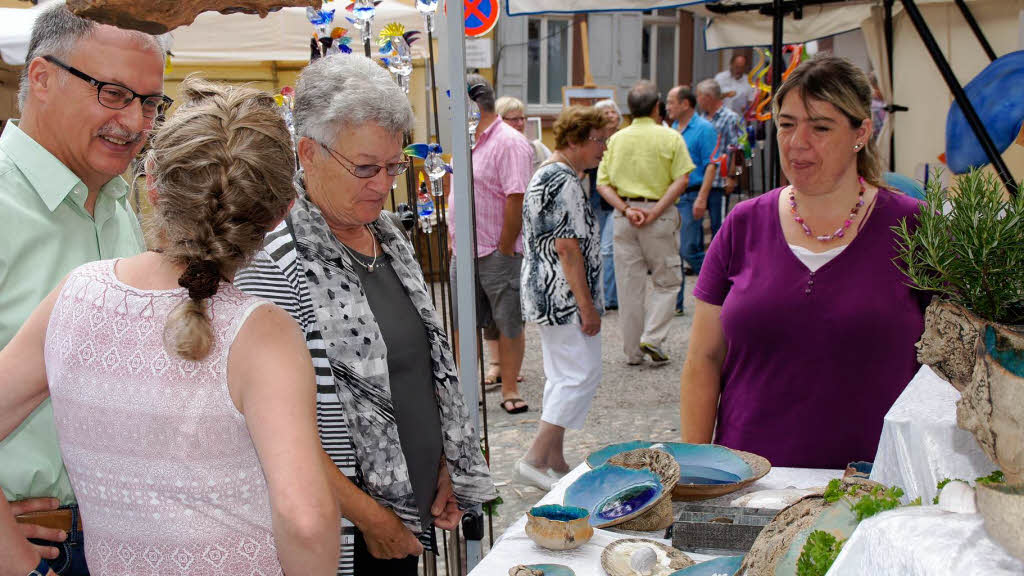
xmin=789 ymin=178 xmax=866 ymax=242
xmin=338 ymin=225 xmax=379 ymax=272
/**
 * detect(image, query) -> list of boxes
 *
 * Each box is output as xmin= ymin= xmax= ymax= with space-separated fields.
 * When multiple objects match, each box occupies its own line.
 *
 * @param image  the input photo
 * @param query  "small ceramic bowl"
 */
xmin=525 ymin=504 xmax=594 ymax=551
xmin=976 ymin=481 xmax=1024 ymax=562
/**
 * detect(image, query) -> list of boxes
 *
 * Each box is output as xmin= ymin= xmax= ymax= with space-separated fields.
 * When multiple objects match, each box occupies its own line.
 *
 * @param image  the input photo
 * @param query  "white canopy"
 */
xmin=0 ymin=0 xmax=426 ymax=66
xmin=687 ymin=1 xmax=877 ymax=51
xmin=505 ymin=0 xmax=703 ymax=16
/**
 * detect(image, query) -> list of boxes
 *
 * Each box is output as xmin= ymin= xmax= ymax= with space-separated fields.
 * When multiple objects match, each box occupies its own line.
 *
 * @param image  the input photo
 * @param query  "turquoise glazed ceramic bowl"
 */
xmin=563 ymin=464 xmax=663 ymax=528
xmin=524 ymin=505 xmax=593 ymax=550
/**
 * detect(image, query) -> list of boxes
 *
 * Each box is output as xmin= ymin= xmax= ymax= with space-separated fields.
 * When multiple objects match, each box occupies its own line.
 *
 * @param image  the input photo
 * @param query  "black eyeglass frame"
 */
xmin=317 ymin=141 xmax=410 ymax=179
xmin=43 ymin=55 xmax=173 ymax=118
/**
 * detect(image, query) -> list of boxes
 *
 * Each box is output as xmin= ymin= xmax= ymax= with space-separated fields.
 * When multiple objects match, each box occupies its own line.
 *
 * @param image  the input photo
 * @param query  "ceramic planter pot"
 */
xmin=959 ymin=323 xmax=1024 ymax=484
xmin=524 ymin=505 xmax=593 ymax=551
xmin=975 ymin=482 xmax=1024 ymax=562
xmin=917 ymin=300 xmax=990 ymax=391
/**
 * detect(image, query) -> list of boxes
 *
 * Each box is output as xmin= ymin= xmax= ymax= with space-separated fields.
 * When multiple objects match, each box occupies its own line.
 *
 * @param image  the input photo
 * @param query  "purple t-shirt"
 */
xmin=694 ymin=187 xmax=926 ymax=469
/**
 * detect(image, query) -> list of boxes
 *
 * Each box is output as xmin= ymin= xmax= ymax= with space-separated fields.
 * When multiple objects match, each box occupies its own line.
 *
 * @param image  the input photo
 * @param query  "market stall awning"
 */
xmin=170 ymin=0 xmax=426 ymax=63
xmin=505 ymin=1 xmax=875 ymax=51
xmin=0 ymin=0 xmax=425 ymax=66
xmin=506 ymin=0 xmax=703 ymax=16
xmin=686 ymin=1 xmax=876 ymax=51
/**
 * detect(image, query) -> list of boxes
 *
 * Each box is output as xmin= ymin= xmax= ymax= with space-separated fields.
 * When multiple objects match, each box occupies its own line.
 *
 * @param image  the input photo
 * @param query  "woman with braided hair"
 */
xmin=0 ymin=77 xmax=339 ymax=575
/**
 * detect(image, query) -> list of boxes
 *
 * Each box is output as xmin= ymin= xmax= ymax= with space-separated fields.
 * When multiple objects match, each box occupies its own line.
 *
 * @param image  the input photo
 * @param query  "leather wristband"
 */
xmin=28 ymin=558 xmax=49 ymax=576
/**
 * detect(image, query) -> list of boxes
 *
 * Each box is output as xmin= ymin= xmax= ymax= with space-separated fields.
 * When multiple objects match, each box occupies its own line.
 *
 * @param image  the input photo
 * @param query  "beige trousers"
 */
xmin=612 ymin=203 xmax=683 ymax=362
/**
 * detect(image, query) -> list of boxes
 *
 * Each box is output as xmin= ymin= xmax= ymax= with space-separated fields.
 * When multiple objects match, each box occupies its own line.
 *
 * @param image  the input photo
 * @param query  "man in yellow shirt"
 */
xmin=597 ymin=81 xmax=694 ymax=365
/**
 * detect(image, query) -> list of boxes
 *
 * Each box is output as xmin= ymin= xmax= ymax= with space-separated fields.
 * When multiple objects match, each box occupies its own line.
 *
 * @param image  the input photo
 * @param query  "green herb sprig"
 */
xmin=796 ymin=531 xmax=844 ymax=576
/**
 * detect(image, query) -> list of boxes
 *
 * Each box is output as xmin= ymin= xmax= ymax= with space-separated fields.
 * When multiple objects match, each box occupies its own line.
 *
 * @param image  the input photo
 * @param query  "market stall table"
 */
xmin=469 ymin=462 xmax=843 ymax=575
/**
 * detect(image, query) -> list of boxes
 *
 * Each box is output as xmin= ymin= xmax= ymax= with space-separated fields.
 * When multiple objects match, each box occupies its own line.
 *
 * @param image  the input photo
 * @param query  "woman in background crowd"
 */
xmin=680 ymin=55 xmax=926 ymax=469
xmin=590 ymin=98 xmax=623 ymax=310
xmin=0 ymin=78 xmax=339 ymax=575
xmin=516 ymin=106 xmax=608 ymax=490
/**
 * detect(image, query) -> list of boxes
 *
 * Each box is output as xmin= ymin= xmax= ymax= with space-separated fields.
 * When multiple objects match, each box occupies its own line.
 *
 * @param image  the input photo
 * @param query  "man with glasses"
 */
xmin=596 ymin=81 xmax=694 ymax=366
xmin=447 ymin=75 xmax=534 ymax=415
xmin=0 ymin=5 xmax=166 ymax=575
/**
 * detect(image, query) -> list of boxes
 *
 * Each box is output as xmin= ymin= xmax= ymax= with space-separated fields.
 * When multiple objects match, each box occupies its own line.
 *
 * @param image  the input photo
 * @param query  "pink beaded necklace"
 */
xmin=789 ymin=178 xmax=866 ymax=242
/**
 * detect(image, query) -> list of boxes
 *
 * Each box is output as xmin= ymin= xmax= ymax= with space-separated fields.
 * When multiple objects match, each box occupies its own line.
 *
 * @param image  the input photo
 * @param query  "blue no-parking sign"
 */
xmin=465 ymin=0 xmax=499 ymax=37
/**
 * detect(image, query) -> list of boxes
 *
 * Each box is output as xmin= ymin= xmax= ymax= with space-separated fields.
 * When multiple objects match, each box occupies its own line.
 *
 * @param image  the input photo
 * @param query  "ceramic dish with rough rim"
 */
xmin=667 ymin=555 xmax=744 ymax=576
xmin=563 ymin=463 xmax=663 ymax=528
xmin=600 ymin=538 xmax=694 ymax=576
xmin=585 ymin=441 xmax=771 ymax=501
xmin=671 ymin=448 xmax=770 ymax=501
xmin=519 ymin=564 xmax=575 ymax=576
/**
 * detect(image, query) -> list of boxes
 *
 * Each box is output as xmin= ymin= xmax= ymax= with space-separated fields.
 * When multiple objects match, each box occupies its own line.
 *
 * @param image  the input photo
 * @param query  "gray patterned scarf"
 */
xmin=288 ymin=179 xmax=496 ymax=534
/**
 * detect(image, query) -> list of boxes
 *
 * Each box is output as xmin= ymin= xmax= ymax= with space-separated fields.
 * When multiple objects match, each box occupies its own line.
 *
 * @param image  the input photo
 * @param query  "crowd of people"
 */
xmin=0 ymin=4 xmax=929 ymax=576
xmin=469 ymin=54 xmax=926 ymax=486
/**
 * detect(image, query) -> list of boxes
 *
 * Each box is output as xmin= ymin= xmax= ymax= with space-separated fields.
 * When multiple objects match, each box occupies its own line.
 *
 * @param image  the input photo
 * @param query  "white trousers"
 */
xmin=539 ymin=323 xmax=603 ymax=430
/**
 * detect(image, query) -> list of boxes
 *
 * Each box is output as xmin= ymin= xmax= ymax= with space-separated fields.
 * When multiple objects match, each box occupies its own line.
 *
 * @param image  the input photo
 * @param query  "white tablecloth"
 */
xmin=870 ymin=366 xmax=998 ymax=503
xmin=826 ymin=507 xmax=1024 ymax=575
xmin=468 ymin=464 xmax=844 ymax=575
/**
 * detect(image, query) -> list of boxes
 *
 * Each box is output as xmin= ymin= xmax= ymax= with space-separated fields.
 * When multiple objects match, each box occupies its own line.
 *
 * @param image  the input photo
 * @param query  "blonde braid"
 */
xmin=146 ymin=76 xmax=296 ymax=360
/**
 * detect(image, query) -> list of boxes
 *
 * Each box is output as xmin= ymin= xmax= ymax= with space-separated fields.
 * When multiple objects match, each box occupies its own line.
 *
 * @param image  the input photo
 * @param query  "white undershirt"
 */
xmin=788 ymin=243 xmax=847 ymax=273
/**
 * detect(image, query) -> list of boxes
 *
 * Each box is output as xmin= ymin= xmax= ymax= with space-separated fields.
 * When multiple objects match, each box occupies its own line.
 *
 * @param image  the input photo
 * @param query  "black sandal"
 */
xmin=500 ymin=397 xmax=529 ymax=414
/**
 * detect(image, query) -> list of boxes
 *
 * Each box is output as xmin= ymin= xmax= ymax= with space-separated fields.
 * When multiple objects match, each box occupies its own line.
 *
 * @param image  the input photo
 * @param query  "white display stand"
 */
xmin=826 ymin=506 xmax=1024 ymax=575
xmin=870 ymin=365 xmax=998 ymax=503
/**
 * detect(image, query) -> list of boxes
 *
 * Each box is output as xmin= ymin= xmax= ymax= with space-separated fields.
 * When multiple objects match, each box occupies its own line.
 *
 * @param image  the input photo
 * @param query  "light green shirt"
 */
xmin=0 ymin=121 xmax=144 ymax=504
xmin=597 ymin=116 xmax=696 ymax=200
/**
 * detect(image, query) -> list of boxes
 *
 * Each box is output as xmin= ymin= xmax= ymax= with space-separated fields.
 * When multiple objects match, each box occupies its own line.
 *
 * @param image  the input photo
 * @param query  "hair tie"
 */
xmin=178 ymin=259 xmax=221 ymax=301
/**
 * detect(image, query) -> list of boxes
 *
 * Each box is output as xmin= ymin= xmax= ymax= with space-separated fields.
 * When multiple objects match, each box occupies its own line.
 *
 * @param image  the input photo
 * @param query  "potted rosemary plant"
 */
xmin=893 ymin=169 xmax=1024 ymax=390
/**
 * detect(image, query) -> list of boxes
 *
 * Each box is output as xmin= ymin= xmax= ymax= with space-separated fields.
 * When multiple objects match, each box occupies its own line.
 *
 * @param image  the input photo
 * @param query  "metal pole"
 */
xmin=428 ymin=27 xmax=444 ymax=144
xmin=444 ymin=0 xmax=485 ymax=570
xmin=884 ymin=0 xmax=896 ymax=172
xmin=900 ymin=0 xmax=1018 ymax=196
xmin=768 ymin=0 xmax=784 ymax=189
xmin=954 ymin=0 xmax=997 ymax=62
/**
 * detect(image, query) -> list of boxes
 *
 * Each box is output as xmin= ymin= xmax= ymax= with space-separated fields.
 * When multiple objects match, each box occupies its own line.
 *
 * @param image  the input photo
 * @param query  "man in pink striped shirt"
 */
xmin=448 ymin=75 xmax=534 ymax=414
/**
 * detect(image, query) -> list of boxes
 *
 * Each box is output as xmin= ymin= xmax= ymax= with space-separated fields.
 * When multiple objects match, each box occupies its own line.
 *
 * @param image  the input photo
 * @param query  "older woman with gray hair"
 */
xmin=589 ymin=98 xmax=623 ymax=309
xmin=235 ymin=55 xmax=496 ymax=576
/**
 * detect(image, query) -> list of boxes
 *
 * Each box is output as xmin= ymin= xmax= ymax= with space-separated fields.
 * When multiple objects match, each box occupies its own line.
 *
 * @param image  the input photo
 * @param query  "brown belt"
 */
xmin=15 ymin=509 xmax=82 ymax=532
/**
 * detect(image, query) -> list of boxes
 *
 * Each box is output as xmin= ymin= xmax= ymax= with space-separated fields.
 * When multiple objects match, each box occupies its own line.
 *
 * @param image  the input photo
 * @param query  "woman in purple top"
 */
xmin=680 ymin=55 xmax=926 ymax=469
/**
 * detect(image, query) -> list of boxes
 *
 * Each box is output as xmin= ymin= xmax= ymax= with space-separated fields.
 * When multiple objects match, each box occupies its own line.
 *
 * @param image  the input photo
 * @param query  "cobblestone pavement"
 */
xmin=476 ymin=279 xmax=699 ymax=550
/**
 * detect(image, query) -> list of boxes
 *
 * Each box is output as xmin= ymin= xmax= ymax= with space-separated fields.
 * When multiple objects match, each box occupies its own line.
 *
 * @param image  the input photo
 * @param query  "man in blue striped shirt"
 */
xmin=666 ymin=85 xmax=718 ymax=315
xmin=698 ymin=77 xmax=743 ymax=215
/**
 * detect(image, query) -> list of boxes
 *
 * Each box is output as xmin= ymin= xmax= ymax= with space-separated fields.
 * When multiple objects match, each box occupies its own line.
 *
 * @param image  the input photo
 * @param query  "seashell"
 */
xmin=524 ymin=505 xmax=593 ymax=550
xmin=937 ymin=480 xmax=977 ymax=514
xmin=600 ymin=538 xmax=694 ymax=576
xmin=629 ymin=545 xmax=657 ymax=575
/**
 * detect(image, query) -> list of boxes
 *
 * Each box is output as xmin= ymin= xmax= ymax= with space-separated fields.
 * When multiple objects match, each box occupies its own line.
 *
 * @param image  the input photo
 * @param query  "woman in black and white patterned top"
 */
xmin=234 ymin=55 xmax=495 ymax=576
xmin=516 ymin=106 xmax=611 ymax=490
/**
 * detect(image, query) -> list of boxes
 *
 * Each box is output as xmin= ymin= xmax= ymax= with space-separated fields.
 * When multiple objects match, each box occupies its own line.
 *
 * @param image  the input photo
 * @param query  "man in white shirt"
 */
xmin=714 ymin=53 xmax=755 ymax=117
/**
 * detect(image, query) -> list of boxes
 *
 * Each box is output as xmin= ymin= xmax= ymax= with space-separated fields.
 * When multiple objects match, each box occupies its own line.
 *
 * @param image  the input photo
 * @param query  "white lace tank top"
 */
xmin=44 ymin=259 xmax=282 ymax=575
